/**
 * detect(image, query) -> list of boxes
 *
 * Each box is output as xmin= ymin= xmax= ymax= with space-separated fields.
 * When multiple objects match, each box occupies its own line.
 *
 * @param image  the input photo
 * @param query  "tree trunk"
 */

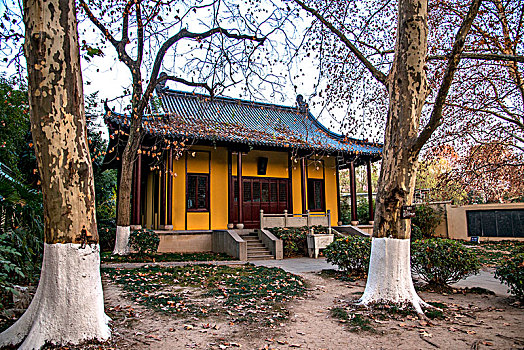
xmin=113 ymin=113 xmax=142 ymax=255
xmin=0 ymin=0 xmax=110 ymax=347
xmin=359 ymin=0 xmax=429 ymax=314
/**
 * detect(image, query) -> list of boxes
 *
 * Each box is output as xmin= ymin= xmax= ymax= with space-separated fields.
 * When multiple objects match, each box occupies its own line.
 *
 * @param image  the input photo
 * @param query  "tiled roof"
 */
xmin=104 ymin=90 xmax=382 ymax=156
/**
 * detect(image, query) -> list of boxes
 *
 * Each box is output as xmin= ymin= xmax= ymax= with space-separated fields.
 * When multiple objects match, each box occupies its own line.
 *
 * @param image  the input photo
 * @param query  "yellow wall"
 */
xmin=172 ymin=153 xmax=186 ymax=230
xmin=291 ymin=160 xmax=302 ymax=215
xmin=232 ymin=150 xmax=289 ymax=178
xmin=323 ymin=157 xmax=339 ymax=226
xmin=143 ymin=147 xmax=339 ymax=230
xmin=305 ymin=156 xmax=339 ymax=226
xmin=210 ymin=147 xmax=228 ymax=229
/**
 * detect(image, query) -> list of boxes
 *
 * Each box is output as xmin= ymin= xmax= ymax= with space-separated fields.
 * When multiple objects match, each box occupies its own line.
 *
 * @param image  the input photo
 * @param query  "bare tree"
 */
xmin=0 ymin=0 xmax=110 ymax=347
xmin=290 ymin=0 xmax=523 ymax=313
xmin=78 ymin=0 xmax=289 ymax=254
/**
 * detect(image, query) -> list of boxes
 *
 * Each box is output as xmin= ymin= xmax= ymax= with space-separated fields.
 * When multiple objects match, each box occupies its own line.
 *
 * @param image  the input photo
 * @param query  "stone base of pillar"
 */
xmin=350 ymin=221 xmax=359 ymax=226
xmin=163 ymin=225 xmax=173 ymax=230
xmin=368 ymin=221 xmax=374 ymax=225
xmin=130 ymin=225 xmax=142 ymax=231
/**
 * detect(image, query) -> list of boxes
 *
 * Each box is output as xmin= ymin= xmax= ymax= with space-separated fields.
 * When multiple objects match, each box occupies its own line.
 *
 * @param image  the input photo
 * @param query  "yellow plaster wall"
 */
xmin=323 ymin=157 xmax=339 ymax=226
xmin=187 ymin=212 xmax=210 ymax=230
xmin=291 ymin=161 xmax=302 ymax=214
xmin=232 ymin=150 xmax=288 ymax=178
xmin=307 ymin=159 xmax=324 ymax=179
xmin=171 ymin=155 xmax=186 ymax=230
xmin=186 ymin=150 xmax=210 ymax=173
xmin=210 ymin=147 xmax=228 ymax=229
xmin=305 ymin=157 xmax=339 ymax=226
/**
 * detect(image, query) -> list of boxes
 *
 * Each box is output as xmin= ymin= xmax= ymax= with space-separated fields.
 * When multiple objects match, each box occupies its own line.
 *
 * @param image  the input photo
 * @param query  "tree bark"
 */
xmin=0 ymin=0 xmax=110 ymax=347
xmin=359 ymin=0 xmax=429 ymax=313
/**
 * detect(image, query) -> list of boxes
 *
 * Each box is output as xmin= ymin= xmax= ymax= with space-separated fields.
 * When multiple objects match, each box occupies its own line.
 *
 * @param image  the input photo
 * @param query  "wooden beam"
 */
xmin=237 ymin=152 xmax=243 ymax=225
xmin=160 ymin=150 xmax=166 ymax=227
xmin=349 ymin=161 xmax=358 ymax=223
xmin=135 ymin=150 xmax=142 ymax=226
xmin=336 ymin=157 xmax=341 ymax=225
xmin=366 ymin=159 xmax=374 ymax=223
xmin=166 ymin=148 xmax=173 ymax=228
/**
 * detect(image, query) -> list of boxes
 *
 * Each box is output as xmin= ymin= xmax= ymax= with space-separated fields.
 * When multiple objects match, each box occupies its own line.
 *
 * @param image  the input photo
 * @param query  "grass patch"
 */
xmin=330 ymin=307 xmax=373 ymax=332
xmin=464 ymin=241 xmax=524 ymax=267
xmin=318 ymin=269 xmax=365 ymax=282
xmin=426 ymin=309 xmax=444 ymax=319
xmin=103 ymin=264 xmax=305 ymax=325
xmin=427 ymin=301 xmax=447 ymax=309
xmin=101 ymin=251 xmax=235 ymax=263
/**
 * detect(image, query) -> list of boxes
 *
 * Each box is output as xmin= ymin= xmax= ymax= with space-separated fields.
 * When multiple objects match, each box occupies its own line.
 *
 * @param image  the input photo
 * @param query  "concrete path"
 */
xmin=253 ymin=257 xmax=510 ymax=296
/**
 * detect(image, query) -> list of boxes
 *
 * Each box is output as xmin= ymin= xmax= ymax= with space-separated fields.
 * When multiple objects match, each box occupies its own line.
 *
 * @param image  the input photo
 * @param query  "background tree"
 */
xmin=290 ymin=0 xmax=523 ymax=313
xmin=0 ymin=0 xmax=110 ymax=347
xmin=79 ymin=0 xmax=289 ymax=255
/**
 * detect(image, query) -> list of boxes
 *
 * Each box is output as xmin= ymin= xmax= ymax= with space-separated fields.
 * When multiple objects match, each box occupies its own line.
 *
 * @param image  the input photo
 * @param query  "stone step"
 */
xmin=243 ymin=236 xmax=260 ymax=241
xmin=247 ymin=254 xmax=274 ymax=260
xmin=246 ymin=241 xmax=265 ymax=247
xmin=247 ymin=248 xmax=271 ymax=254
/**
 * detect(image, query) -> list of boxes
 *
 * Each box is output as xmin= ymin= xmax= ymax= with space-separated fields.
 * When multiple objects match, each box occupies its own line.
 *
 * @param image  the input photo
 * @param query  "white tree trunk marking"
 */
xmin=0 ymin=243 xmax=110 ymax=349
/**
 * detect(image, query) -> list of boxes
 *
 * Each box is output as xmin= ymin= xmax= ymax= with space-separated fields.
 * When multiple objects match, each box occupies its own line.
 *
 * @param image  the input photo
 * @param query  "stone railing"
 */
xmin=260 ymin=210 xmax=331 ymax=232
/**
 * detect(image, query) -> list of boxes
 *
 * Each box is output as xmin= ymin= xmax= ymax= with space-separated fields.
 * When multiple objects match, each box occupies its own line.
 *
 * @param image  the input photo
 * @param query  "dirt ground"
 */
xmin=102 ymin=271 xmax=524 ymax=350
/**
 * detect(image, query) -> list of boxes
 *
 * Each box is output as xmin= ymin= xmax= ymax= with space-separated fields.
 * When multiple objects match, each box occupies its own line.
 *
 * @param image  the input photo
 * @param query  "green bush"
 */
xmin=495 ymin=249 xmax=524 ymax=301
xmin=268 ymin=227 xmax=308 ymax=257
xmin=411 ymin=239 xmax=480 ymax=287
xmin=324 ymin=236 xmax=371 ymax=274
xmin=411 ymin=225 xmax=423 ymax=241
xmin=411 ymin=205 xmax=443 ymax=239
xmin=130 ymin=229 xmax=160 ymax=255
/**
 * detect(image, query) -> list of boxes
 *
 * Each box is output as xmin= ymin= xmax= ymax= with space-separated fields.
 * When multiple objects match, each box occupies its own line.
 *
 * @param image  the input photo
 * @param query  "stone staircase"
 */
xmin=243 ymin=232 xmax=274 ymax=260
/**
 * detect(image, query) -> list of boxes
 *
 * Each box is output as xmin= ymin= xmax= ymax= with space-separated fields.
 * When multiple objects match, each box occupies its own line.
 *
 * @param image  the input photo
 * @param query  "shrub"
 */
xmin=130 ymin=228 xmax=160 ymax=255
xmin=411 ymin=225 xmax=423 ymax=241
xmin=411 ymin=205 xmax=443 ymax=239
xmin=495 ymin=249 xmax=524 ymax=301
xmin=411 ymin=239 xmax=480 ymax=287
xmin=324 ymin=236 xmax=371 ymax=274
xmin=268 ymin=227 xmax=308 ymax=257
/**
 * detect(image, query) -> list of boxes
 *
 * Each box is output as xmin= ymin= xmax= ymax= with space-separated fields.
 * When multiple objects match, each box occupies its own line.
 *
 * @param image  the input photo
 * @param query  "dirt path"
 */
xmin=101 ymin=270 xmax=523 ymax=350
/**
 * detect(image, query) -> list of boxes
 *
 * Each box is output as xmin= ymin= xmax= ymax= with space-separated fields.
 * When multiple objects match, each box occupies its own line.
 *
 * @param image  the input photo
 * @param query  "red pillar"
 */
xmin=366 ymin=159 xmax=374 ymax=223
xmin=166 ymin=148 xmax=173 ymax=229
xmin=160 ymin=150 xmax=166 ymax=228
xmin=349 ymin=161 xmax=358 ymax=223
xmin=237 ymin=152 xmax=243 ymax=225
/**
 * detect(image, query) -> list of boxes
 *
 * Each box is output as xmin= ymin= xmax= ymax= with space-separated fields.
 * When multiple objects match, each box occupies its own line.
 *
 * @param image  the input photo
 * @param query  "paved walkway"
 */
xmin=253 ymin=257 xmax=510 ymax=296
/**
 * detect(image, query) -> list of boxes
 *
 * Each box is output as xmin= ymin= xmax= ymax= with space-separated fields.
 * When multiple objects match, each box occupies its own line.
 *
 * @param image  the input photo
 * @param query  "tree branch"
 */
xmin=138 ymin=27 xmax=266 ymax=114
xmin=413 ymin=0 xmax=482 ymax=153
xmin=428 ymin=53 xmax=524 ymax=63
xmin=293 ymin=0 xmax=388 ymax=85
xmin=79 ymin=0 xmax=135 ymax=68
xmin=158 ymin=75 xmax=214 ymax=96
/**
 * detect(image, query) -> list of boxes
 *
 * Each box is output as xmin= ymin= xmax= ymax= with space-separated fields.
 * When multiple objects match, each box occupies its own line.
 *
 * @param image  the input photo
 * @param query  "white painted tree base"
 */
xmin=359 ymin=237 xmax=430 ymax=314
xmin=0 ymin=243 xmax=110 ymax=349
xmin=112 ymin=225 xmax=130 ymax=255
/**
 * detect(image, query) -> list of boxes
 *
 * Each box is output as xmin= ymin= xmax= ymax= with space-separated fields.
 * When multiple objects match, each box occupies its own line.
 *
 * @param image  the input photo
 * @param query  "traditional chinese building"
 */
xmin=104 ymin=89 xmax=382 ymax=236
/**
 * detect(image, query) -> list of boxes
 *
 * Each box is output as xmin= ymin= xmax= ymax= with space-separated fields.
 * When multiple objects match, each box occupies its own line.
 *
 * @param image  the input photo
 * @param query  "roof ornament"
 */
xmin=296 ymin=94 xmax=307 ymax=113
xmin=155 ymin=72 xmax=169 ymax=94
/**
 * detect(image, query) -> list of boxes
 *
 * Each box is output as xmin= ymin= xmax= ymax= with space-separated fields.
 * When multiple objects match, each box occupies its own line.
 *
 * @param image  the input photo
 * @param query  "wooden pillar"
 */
xmin=335 ymin=157 xmax=341 ymax=225
xmin=237 ymin=152 xmax=243 ymax=225
xmin=301 ymin=157 xmax=307 ymax=213
xmin=166 ymin=148 xmax=173 ymax=229
xmin=132 ymin=150 xmax=142 ymax=227
xmin=160 ymin=150 xmax=166 ymax=228
xmin=366 ymin=158 xmax=374 ymax=223
xmin=349 ymin=161 xmax=358 ymax=224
